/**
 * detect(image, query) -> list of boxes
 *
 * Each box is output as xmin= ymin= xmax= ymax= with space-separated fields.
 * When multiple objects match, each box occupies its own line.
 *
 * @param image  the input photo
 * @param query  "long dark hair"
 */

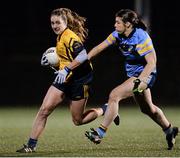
xmin=115 ymin=9 xmax=147 ymax=31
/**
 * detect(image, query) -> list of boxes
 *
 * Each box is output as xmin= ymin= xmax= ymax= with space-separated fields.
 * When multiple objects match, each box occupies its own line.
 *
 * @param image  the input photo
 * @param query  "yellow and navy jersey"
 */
xmin=56 ymin=28 xmax=92 ymax=80
xmin=105 ymin=28 xmax=156 ymax=77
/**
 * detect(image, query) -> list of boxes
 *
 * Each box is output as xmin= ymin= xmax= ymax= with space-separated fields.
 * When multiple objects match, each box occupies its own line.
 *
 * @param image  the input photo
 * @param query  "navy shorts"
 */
xmin=52 ymin=72 xmax=93 ymax=100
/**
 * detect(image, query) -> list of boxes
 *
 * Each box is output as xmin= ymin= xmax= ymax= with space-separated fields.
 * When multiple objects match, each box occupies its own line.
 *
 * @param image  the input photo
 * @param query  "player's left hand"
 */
xmin=133 ymin=78 xmax=147 ymax=94
xmin=54 ymin=67 xmax=71 ymax=84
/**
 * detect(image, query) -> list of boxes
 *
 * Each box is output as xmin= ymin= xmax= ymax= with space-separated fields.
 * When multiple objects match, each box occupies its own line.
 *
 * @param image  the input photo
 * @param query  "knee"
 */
xmin=39 ymin=106 xmax=52 ymax=118
xmin=72 ymin=117 xmax=83 ymax=126
xmin=109 ymin=91 xmax=121 ymax=104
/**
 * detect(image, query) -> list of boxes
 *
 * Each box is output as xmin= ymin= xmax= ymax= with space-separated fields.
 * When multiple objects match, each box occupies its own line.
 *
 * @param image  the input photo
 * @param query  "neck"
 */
xmin=124 ymin=27 xmax=133 ymax=37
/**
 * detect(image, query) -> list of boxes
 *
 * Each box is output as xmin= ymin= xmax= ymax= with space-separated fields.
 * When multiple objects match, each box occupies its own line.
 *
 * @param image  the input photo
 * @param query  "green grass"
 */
xmin=0 ymin=105 xmax=180 ymax=157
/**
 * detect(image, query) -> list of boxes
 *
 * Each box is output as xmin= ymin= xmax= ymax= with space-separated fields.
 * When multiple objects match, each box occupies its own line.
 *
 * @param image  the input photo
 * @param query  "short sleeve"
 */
xmin=136 ymin=31 xmax=155 ymax=56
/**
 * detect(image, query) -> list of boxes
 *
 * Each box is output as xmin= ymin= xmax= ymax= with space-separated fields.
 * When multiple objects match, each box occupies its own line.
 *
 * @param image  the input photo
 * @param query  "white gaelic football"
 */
xmin=45 ymin=47 xmax=59 ymax=66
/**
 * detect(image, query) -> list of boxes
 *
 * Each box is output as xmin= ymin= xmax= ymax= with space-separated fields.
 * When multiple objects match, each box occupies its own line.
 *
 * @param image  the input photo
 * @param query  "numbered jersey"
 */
xmin=105 ymin=28 xmax=156 ymax=77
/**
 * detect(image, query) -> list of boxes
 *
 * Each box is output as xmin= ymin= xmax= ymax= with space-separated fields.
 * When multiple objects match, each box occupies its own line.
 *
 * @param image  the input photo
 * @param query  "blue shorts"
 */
xmin=145 ymin=72 xmax=157 ymax=88
xmin=129 ymin=72 xmax=157 ymax=89
xmin=52 ymin=72 xmax=93 ymax=100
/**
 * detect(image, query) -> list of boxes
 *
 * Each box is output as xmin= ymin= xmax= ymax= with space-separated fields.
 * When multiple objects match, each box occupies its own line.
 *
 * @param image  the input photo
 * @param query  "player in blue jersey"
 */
xmin=85 ymin=9 xmax=179 ymax=150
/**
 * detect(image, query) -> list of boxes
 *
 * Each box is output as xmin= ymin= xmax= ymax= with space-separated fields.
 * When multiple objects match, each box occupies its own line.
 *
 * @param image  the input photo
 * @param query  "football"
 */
xmin=45 ymin=47 xmax=59 ymax=67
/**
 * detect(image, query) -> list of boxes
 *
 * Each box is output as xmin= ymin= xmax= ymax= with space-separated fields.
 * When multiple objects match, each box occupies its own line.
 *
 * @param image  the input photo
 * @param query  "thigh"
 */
xmin=110 ymin=77 xmax=136 ymax=100
xmin=70 ymin=98 xmax=88 ymax=118
xmin=41 ymin=85 xmax=65 ymax=110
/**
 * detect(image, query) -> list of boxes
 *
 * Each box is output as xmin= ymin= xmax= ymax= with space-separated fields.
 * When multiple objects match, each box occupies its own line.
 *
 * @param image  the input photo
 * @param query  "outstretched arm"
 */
xmin=65 ymin=40 xmax=109 ymax=71
xmin=88 ymin=41 xmax=109 ymax=60
xmin=67 ymin=49 xmax=88 ymax=70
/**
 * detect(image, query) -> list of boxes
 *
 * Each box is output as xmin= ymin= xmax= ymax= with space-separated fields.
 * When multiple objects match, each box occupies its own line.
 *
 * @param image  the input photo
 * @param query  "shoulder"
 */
xmin=106 ymin=30 xmax=119 ymax=38
xmin=135 ymin=28 xmax=150 ymax=39
xmin=62 ymin=29 xmax=82 ymax=44
xmin=111 ymin=30 xmax=119 ymax=38
xmin=134 ymin=28 xmax=151 ymax=42
xmin=105 ymin=30 xmax=118 ymax=45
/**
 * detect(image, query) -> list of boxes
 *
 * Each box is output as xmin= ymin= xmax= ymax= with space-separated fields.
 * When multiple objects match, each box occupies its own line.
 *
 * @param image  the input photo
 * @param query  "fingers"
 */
xmin=54 ymin=72 xmax=66 ymax=84
xmin=41 ymin=55 xmax=49 ymax=66
xmin=133 ymin=78 xmax=147 ymax=94
xmin=54 ymin=70 xmax=59 ymax=74
xmin=54 ymin=67 xmax=70 ymax=84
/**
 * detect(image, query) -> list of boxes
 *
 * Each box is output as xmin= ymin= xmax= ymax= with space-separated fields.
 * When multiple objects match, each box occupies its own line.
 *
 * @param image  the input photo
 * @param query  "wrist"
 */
xmin=138 ymin=77 xmax=148 ymax=85
xmin=64 ymin=66 xmax=71 ymax=73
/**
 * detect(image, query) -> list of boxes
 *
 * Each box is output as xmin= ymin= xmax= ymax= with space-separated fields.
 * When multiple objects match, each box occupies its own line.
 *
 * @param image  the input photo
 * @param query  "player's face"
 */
xmin=114 ymin=17 xmax=126 ymax=34
xmin=51 ymin=15 xmax=67 ymax=35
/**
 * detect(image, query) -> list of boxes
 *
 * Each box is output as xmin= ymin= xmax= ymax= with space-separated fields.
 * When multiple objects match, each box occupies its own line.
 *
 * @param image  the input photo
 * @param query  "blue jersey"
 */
xmin=105 ymin=28 xmax=156 ymax=77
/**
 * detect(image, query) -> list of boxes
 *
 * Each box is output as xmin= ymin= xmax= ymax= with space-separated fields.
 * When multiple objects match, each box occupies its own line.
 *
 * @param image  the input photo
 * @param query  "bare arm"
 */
xmin=67 ymin=49 xmax=88 ymax=70
xmin=88 ymin=41 xmax=109 ymax=60
xmin=67 ymin=60 xmax=81 ymax=70
xmin=67 ymin=41 xmax=109 ymax=70
xmin=138 ymin=51 xmax=157 ymax=83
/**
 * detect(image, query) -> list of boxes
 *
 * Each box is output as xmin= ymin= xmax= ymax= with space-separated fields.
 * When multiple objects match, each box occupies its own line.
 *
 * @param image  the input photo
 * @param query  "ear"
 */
xmin=125 ymin=22 xmax=131 ymax=28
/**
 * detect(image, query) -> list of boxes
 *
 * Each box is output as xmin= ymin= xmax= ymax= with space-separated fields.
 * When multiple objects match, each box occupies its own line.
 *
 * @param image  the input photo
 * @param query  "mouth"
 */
xmin=115 ymin=28 xmax=119 ymax=32
xmin=54 ymin=28 xmax=60 ymax=32
xmin=53 ymin=28 xmax=60 ymax=34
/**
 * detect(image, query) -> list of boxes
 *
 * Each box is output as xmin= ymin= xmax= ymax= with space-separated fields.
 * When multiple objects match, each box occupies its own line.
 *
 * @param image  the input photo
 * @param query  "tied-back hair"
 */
xmin=51 ymin=8 xmax=88 ymax=42
xmin=116 ymin=9 xmax=147 ymax=31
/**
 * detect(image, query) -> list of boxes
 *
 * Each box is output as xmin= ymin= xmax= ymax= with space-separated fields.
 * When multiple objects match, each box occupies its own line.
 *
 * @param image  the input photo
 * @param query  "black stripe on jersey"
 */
xmin=69 ymin=38 xmax=84 ymax=58
xmin=64 ymin=43 xmax=73 ymax=62
xmin=72 ymin=41 xmax=84 ymax=54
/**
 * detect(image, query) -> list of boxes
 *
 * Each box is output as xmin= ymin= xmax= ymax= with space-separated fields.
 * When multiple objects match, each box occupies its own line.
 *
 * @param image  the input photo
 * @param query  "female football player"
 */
xmin=85 ymin=9 xmax=179 ymax=150
xmin=16 ymin=8 xmax=119 ymax=153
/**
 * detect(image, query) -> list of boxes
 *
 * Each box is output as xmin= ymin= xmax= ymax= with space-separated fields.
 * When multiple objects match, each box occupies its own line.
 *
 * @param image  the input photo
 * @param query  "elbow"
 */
xmin=146 ymin=59 xmax=156 ymax=72
xmin=149 ymin=61 xmax=156 ymax=71
xmin=152 ymin=58 xmax=157 ymax=68
xmin=151 ymin=60 xmax=156 ymax=69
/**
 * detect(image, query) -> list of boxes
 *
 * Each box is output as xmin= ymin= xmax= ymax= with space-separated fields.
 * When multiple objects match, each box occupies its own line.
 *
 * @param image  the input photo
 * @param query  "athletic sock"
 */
xmin=96 ymin=124 xmax=107 ymax=138
xmin=163 ymin=124 xmax=173 ymax=135
xmin=27 ymin=138 xmax=37 ymax=149
xmin=101 ymin=103 xmax=108 ymax=115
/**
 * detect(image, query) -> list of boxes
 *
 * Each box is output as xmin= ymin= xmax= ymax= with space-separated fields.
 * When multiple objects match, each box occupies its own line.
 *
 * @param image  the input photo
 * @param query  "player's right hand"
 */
xmin=54 ymin=66 xmax=71 ymax=84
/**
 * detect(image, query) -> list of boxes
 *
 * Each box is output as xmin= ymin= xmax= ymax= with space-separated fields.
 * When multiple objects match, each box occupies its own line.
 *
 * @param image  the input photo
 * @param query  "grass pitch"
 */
xmin=0 ymin=105 xmax=180 ymax=157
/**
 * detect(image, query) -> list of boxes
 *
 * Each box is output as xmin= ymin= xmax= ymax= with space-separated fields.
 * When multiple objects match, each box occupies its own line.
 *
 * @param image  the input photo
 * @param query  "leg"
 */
xmin=16 ymin=86 xmax=64 ymax=152
xmin=102 ymin=77 xmax=135 ymax=128
xmin=134 ymin=89 xmax=179 ymax=150
xmin=30 ymin=86 xmax=64 ymax=139
xmin=101 ymin=103 xmax=120 ymax=126
xmin=134 ymin=88 xmax=170 ymax=129
xmin=85 ymin=77 xmax=135 ymax=143
xmin=70 ymin=100 xmax=120 ymax=126
xmin=70 ymin=98 xmax=103 ymax=125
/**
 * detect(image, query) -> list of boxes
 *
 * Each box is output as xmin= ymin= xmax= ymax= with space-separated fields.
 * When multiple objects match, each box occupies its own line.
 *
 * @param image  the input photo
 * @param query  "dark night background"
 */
xmin=1 ymin=0 xmax=180 ymax=106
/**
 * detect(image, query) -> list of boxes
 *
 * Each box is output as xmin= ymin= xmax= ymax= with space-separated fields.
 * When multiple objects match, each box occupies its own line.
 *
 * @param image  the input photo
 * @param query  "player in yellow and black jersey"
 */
xmin=16 ymin=8 xmax=119 ymax=153
xmin=55 ymin=28 xmax=93 ymax=80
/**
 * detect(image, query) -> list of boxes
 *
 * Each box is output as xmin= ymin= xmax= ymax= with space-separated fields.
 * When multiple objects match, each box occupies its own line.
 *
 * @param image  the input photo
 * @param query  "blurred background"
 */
xmin=1 ymin=0 xmax=180 ymax=106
